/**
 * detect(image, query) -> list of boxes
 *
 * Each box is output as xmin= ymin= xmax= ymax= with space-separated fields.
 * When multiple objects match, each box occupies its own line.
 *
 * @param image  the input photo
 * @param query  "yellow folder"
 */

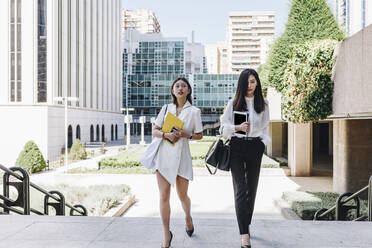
xmin=162 ymin=112 xmax=184 ymax=146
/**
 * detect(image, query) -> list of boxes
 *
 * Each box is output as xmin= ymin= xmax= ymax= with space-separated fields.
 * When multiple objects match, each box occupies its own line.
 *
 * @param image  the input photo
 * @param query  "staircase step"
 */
xmin=0 ymin=215 xmax=371 ymax=247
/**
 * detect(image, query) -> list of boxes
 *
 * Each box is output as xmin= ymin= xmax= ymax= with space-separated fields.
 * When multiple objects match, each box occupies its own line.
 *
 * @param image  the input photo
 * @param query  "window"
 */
xmin=76 ymin=125 xmax=81 ymax=140
xmin=362 ymin=0 xmax=366 ymax=28
xmin=37 ymin=0 xmax=47 ymax=102
xmin=10 ymin=0 xmax=22 ymax=102
xmin=90 ymin=125 xmax=94 ymax=142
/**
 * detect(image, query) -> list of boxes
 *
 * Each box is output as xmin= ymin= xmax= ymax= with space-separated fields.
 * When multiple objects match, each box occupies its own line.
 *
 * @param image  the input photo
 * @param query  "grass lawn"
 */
xmin=68 ymin=167 xmax=152 ymax=174
xmin=190 ymin=141 xmax=213 ymax=160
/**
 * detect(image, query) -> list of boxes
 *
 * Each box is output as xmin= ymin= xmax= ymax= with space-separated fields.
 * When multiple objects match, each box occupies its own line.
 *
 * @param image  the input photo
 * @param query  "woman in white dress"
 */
xmin=152 ymin=77 xmax=203 ymax=248
xmin=220 ymin=68 xmax=270 ymax=248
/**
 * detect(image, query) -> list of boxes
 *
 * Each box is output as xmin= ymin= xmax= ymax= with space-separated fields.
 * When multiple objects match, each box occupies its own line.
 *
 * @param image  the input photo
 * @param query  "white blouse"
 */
xmin=153 ymin=101 xmax=203 ymax=186
xmin=219 ymin=96 xmax=271 ymax=146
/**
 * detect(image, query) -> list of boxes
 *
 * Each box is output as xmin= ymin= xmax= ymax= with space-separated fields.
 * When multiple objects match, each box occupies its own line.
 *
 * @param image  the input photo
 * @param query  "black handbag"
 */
xmin=205 ymin=136 xmax=230 ymax=175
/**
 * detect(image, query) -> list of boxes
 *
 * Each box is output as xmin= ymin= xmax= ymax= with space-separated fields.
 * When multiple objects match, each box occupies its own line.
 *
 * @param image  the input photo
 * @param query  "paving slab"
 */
xmin=0 ymin=216 xmax=371 ymax=248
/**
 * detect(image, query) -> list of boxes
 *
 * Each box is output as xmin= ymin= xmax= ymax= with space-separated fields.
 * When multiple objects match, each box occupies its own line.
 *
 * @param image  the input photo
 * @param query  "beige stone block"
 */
xmin=268 ymin=122 xmax=283 ymax=157
xmin=288 ymin=122 xmax=312 ymax=176
xmin=333 ymin=119 xmax=372 ymax=195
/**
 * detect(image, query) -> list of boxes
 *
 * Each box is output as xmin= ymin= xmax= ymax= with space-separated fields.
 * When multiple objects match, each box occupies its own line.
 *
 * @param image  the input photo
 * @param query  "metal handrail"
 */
xmin=0 ymin=164 xmax=87 ymax=216
xmin=314 ymin=176 xmax=372 ymax=221
xmin=314 ymin=185 xmax=368 ymax=220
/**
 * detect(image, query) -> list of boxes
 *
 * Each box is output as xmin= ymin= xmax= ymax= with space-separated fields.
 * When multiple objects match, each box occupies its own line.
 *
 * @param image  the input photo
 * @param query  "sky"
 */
xmin=121 ymin=0 xmax=335 ymax=45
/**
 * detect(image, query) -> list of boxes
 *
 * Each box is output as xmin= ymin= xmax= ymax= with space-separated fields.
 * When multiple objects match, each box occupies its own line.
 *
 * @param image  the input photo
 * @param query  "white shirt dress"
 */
xmin=153 ymin=101 xmax=203 ymax=186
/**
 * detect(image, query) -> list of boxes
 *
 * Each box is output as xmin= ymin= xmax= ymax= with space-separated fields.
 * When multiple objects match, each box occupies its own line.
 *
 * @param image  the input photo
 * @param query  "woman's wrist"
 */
xmin=162 ymin=132 xmax=166 ymax=139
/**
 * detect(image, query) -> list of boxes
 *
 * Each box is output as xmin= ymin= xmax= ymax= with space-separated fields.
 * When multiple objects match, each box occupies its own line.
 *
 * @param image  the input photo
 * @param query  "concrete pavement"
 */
xmin=1 ymin=215 xmax=372 ymax=248
xmin=31 ymin=168 xmax=332 ymax=221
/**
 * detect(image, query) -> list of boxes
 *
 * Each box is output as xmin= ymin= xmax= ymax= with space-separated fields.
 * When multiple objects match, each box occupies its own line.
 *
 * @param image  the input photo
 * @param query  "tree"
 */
xmin=257 ymin=63 xmax=269 ymax=97
xmin=16 ymin=141 xmax=46 ymax=173
xmin=267 ymin=0 xmax=344 ymax=92
xmin=281 ymin=39 xmax=338 ymax=123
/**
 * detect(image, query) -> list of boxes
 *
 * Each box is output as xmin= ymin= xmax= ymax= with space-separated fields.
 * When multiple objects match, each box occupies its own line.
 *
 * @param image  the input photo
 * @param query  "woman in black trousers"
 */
xmin=220 ymin=68 xmax=270 ymax=248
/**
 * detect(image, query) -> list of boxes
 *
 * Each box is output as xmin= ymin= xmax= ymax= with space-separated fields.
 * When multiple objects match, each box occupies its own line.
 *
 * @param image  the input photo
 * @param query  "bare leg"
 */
xmin=156 ymin=171 xmax=172 ymax=247
xmin=176 ymin=175 xmax=193 ymax=229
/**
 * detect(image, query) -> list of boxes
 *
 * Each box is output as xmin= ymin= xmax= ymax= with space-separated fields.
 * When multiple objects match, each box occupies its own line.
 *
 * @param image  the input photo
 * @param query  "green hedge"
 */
xmin=281 ymin=39 xmax=338 ymax=123
xmin=98 ymin=157 xmax=141 ymax=169
xmin=267 ymin=0 xmax=344 ymax=92
xmin=282 ymin=191 xmax=368 ymax=220
xmin=16 ymin=141 xmax=46 ymax=173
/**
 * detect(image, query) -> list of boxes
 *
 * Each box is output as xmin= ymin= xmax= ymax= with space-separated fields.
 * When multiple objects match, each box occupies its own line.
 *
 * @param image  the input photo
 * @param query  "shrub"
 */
xmin=16 ymin=141 xmax=46 ymax=173
xmin=281 ymin=39 xmax=338 ymax=123
xmin=29 ymin=184 xmax=131 ymax=216
xmin=69 ymin=139 xmax=87 ymax=161
xmin=282 ymin=191 xmax=368 ymax=220
xmin=266 ymin=0 xmax=344 ymax=92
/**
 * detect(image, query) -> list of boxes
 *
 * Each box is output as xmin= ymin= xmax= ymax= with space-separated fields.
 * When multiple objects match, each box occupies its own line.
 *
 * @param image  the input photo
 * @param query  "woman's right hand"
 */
xmin=164 ymin=132 xmax=180 ymax=144
xmin=236 ymin=122 xmax=250 ymax=133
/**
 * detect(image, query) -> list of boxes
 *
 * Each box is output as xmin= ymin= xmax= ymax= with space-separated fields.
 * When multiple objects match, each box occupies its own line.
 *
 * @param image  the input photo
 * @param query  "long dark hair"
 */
xmin=233 ymin=68 xmax=265 ymax=113
xmin=171 ymin=77 xmax=193 ymax=107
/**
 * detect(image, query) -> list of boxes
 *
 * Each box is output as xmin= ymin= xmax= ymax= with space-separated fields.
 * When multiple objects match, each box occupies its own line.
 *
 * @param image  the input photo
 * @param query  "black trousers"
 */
xmin=229 ymin=137 xmax=265 ymax=235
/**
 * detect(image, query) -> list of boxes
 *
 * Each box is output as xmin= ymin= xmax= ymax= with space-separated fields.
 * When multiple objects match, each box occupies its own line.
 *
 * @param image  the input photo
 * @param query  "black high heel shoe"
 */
xmin=186 ymin=217 xmax=194 ymax=237
xmin=161 ymin=231 xmax=173 ymax=248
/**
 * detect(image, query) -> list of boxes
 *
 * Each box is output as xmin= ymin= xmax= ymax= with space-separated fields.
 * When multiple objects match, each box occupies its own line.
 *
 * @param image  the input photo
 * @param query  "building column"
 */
xmin=0 ymin=0 xmax=9 ymax=104
xmin=267 ymin=122 xmax=283 ymax=157
xmin=333 ymin=119 xmax=372 ymax=194
xmin=288 ymin=122 xmax=312 ymax=176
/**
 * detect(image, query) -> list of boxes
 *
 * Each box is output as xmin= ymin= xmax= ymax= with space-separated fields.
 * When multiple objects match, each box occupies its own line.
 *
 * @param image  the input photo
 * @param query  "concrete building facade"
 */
xmin=204 ymin=44 xmax=218 ymax=74
xmin=334 ymin=0 xmax=372 ymax=36
xmin=123 ymin=9 xmax=160 ymax=34
xmin=227 ymin=11 xmax=275 ymax=72
xmin=204 ymin=42 xmax=230 ymax=74
xmin=0 ymin=0 xmax=123 ymax=166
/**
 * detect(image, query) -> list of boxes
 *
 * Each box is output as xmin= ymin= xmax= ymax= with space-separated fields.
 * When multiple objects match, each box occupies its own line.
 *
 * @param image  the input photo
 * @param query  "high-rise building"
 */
xmin=227 ymin=11 xmax=275 ymax=73
xmin=204 ymin=44 xmax=218 ymax=74
xmin=0 ymin=0 xmax=123 ymax=166
xmin=123 ymin=9 xmax=161 ymax=34
xmin=334 ymin=0 xmax=372 ymax=36
xmin=217 ymin=42 xmax=229 ymax=74
xmin=204 ymin=42 xmax=229 ymax=74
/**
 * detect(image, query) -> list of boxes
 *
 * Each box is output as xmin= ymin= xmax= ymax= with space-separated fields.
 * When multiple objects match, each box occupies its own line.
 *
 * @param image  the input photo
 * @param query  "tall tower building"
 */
xmin=226 ymin=11 xmax=275 ymax=73
xmin=0 ymin=0 xmax=123 ymax=165
xmin=204 ymin=42 xmax=229 ymax=74
xmin=123 ymin=9 xmax=161 ymax=34
xmin=334 ymin=0 xmax=372 ymax=36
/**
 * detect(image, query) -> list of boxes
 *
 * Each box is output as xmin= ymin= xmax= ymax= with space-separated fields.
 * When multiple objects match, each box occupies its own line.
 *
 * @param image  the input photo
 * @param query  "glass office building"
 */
xmin=132 ymin=41 xmax=184 ymax=74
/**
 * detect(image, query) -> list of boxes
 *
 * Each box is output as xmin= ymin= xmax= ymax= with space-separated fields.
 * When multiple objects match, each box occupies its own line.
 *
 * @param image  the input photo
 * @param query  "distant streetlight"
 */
xmin=121 ymin=107 xmax=135 ymax=146
xmin=54 ymin=96 xmax=79 ymax=168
